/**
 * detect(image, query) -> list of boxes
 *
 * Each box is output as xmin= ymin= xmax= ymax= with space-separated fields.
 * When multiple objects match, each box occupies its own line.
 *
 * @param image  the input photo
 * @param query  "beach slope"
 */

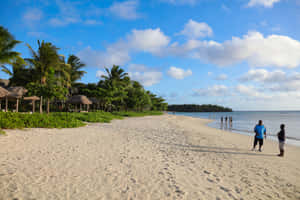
xmin=0 ymin=114 xmax=299 ymax=200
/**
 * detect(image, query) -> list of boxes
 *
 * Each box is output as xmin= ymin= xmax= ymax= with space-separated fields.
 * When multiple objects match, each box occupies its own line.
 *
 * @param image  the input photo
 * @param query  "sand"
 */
xmin=0 ymin=114 xmax=299 ymax=200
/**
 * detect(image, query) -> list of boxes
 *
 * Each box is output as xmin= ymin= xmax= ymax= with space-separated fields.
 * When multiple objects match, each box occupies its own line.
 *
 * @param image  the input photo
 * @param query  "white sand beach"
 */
xmin=0 ymin=114 xmax=300 ymax=200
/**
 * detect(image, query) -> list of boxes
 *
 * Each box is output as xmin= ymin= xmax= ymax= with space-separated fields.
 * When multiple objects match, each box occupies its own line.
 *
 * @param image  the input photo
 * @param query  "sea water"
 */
xmin=170 ymin=111 xmax=300 ymax=146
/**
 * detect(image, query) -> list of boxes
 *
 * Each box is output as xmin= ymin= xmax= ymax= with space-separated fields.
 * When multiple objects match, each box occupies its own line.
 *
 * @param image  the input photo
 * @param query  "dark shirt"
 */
xmin=277 ymin=129 xmax=285 ymax=142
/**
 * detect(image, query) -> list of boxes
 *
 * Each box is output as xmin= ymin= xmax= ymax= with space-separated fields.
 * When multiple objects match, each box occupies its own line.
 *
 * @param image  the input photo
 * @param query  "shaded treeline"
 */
xmin=168 ymin=104 xmax=233 ymax=112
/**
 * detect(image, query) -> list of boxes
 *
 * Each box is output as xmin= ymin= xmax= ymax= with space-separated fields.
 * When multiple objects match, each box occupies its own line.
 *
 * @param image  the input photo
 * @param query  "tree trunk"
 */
xmin=47 ymin=98 xmax=50 ymax=113
xmin=40 ymin=96 xmax=43 ymax=113
xmin=33 ymin=101 xmax=35 ymax=113
xmin=5 ymin=96 xmax=8 ymax=112
xmin=16 ymin=98 xmax=19 ymax=112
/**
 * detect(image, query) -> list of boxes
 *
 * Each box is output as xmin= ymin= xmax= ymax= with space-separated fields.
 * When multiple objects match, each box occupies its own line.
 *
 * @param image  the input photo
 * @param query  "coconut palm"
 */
xmin=0 ymin=26 xmax=21 ymax=66
xmin=67 ymin=55 xmax=86 ymax=85
xmin=26 ymin=40 xmax=61 ymax=85
xmin=26 ymin=40 xmax=69 ymax=113
xmin=1 ymin=57 xmax=32 ymax=86
xmin=101 ymin=65 xmax=129 ymax=86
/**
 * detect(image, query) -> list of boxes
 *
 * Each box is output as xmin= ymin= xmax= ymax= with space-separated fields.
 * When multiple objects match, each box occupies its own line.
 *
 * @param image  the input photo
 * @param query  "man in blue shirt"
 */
xmin=252 ymin=120 xmax=267 ymax=152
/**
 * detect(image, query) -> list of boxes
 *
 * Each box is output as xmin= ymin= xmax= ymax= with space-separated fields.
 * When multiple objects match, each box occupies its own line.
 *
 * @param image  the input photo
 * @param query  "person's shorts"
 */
xmin=279 ymin=141 xmax=285 ymax=150
xmin=254 ymin=137 xmax=263 ymax=146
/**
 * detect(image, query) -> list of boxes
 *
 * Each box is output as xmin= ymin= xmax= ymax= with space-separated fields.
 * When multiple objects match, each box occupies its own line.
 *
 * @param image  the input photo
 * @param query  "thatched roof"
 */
xmin=0 ymin=86 xmax=9 ymax=98
xmin=0 ymin=79 xmax=9 ymax=88
xmin=67 ymin=95 xmax=92 ymax=105
xmin=7 ymin=86 xmax=28 ymax=98
xmin=24 ymin=96 xmax=40 ymax=101
xmin=89 ymin=97 xmax=99 ymax=104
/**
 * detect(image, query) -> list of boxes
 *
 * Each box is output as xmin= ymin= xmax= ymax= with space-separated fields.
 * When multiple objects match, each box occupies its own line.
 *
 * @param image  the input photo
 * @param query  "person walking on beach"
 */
xmin=277 ymin=124 xmax=286 ymax=157
xmin=252 ymin=120 xmax=267 ymax=152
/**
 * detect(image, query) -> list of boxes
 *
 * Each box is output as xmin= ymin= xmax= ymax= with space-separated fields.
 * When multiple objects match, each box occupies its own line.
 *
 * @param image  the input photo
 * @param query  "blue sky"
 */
xmin=1 ymin=0 xmax=300 ymax=110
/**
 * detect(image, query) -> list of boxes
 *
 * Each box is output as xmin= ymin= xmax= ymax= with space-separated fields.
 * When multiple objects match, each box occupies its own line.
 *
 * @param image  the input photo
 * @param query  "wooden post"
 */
xmin=47 ymin=98 xmax=50 ymax=113
xmin=5 ymin=96 xmax=8 ymax=112
xmin=87 ymin=104 xmax=89 ymax=112
xmin=32 ymin=100 xmax=35 ymax=113
xmin=80 ymin=104 xmax=82 ymax=112
xmin=16 ymin=98 xmax=19 ymax=112
xmin=40 ymin=96 xmax=43 ymax=113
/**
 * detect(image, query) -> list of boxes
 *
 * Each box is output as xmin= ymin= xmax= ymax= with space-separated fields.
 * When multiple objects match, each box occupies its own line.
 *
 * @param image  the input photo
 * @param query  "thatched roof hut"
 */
xmin=67 ymin=95 xmax=92 ymax=105
xmin=7 ymin=86 xmax=28 ymax=98
xmin=0 ymin=87 xmax=9 ymax=98
xmin=89 ymin=97 xmax=99 ymax=104
xmin=0 ymin=79 xmax=9 ymax=88
xmin=23 ymin=96 xmax=40 ymax=113
xmin=23 ymin=96 xmax=40 ymax=101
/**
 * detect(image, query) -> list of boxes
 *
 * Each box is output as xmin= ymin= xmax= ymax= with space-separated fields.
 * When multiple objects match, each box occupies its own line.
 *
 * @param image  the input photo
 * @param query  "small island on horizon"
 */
xmin=168 ymin=104 xmax=233 ymax=112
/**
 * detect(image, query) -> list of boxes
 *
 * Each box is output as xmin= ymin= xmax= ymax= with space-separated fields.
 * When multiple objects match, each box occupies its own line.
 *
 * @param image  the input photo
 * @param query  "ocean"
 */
xmin=170 ymin=111 xmax=300 ymax=146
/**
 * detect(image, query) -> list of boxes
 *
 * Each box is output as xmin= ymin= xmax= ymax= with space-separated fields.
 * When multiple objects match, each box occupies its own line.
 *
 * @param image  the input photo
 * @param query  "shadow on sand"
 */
xmin=158 ymin=141 xmax=275 ymax=157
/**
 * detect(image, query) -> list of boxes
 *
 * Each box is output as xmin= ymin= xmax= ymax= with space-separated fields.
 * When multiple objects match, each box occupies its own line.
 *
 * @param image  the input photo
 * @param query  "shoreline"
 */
xmin=1 ymin=114 xmax=299 ymax=199
xmin=169 ymin=112 xmax=300 ymax=147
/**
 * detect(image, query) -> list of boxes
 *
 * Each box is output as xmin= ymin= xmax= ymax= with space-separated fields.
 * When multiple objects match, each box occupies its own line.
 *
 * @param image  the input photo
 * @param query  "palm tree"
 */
xmin=0 ymin=26 xmax=21 ymax=66
xmin=26 ymin=40 xmax=65 ymax=113
xmin=101 ymin=65 xmax=129 ymax=86
xmin=1 ymin=57 xmax=32 ymax=86
xmin=67 ymin=55 xmax=86 ymax=85
xmin=26 ymin=40 xmax=61 ymax=85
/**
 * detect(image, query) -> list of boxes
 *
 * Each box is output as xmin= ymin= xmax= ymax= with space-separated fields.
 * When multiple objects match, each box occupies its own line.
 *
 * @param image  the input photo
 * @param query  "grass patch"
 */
xmin=0 ymin=112 xmax=85 ymax=129
xmin=0 ymin=111 xmax=163 ymax=133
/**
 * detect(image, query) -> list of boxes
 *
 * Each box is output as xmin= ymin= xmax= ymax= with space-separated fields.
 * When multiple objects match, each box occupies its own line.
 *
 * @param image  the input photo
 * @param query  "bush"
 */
xmin=0 ymin=111 xmax=163 ymax=133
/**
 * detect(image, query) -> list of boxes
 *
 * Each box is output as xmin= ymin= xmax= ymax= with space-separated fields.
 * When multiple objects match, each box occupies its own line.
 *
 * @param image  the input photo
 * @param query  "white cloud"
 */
xmin=247 ymin=0 xmax=280 ymax=7
xmin=27 ymin=31 xmax=49 ymax=38
xmin=167 ymin=66 xmax=192 ymax=79
xmin=77 ymin=44 xmax=130 ymax=68
xmin=189 ymin=31 xmax=300 ymax=68
xmin=23 ymin=8 xmax=43 ymax=25
xmin=109 ymin=0 xmax=141 ymax=20
xmin=160 ymin=0 xmax=199 ymax=5
xmin=215 ymin=74 xmax=228 ymax=80
xmin=240 ymin=69 xmax=286 ymax=82
xmin=77 ymin=28 xmax=169 ymax=68
xmin=239 ymin=69 xmax=300 ymax=92
xmin=128 ymin=28 xmax=170 ymax=54
xmin=84 ymin=19 xmax=102 ymax=25
xmin=235 ymin=84 xmax=264 ymax=97
xmin=128 ymin=64 xmax=162 ymax=86
xmin=179 ymin=19 xmax=213 ymax=39
xmin=193 ymin=85 xmax=229 ymax=96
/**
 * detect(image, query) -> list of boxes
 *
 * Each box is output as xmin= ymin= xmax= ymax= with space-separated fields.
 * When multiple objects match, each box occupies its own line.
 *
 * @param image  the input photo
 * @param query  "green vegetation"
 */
xmin=168 ymin=104 xmax=233 ymax=112
xmin=0 ymin=112 xmax=85 ymax=129
xmin=0 ymin=26 xmax=168 ymax=113
xmin=0 ymin=111 xmax=163 ymax=132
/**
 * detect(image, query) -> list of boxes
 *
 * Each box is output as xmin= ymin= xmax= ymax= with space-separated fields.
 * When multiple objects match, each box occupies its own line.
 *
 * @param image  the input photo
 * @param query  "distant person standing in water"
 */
xmin=221 ymin=117 xmax=223 ymax=126
xmin=277 ymin=124 xmax=286 ymax=157
xmin=252 ymin=120 xmax=267 ymax=152
xmin=229 ymin=116 xmax=233 ymax=128
xmin=225 ymin=116 xmax=228 ymax=128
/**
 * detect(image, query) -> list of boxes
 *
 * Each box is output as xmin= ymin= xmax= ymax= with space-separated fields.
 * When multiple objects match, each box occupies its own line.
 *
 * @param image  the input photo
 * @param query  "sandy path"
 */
xmin=0 ymin=114 xmax=299 ymax=200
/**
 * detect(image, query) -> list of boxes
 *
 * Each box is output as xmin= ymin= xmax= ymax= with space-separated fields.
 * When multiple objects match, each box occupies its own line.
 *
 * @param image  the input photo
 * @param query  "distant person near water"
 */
xmin=252 ymin=120 xmax=267 ymax=152
xmin=277 ymin=124 xmax=286 ymax=157
xmin=229 ymin=116 xmax=233 ymax=128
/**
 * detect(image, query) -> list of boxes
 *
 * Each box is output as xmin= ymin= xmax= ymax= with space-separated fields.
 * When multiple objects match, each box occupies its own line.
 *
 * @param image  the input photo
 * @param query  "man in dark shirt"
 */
xmin=277 ymin=124 xmax=286 ymax=157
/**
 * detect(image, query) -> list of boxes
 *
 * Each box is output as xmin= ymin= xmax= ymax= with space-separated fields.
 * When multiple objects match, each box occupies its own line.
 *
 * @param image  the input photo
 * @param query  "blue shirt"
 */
xmin=254 ymin=125 xmax=266 ymax=139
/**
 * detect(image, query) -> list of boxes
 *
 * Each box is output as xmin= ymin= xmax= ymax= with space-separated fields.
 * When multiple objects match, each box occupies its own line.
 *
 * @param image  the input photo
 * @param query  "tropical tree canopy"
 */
xmin=0 ymin=26 xmax=21 ymax=66
xmin=1 ymin=27 xmax=168 ymax=113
